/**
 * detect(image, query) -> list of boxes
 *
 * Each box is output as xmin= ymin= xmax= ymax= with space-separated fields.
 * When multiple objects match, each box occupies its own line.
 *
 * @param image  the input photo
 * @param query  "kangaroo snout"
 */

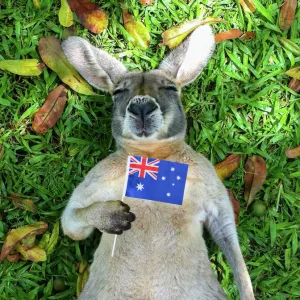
xmin=128 ymin=96 xmax=158 ymax=121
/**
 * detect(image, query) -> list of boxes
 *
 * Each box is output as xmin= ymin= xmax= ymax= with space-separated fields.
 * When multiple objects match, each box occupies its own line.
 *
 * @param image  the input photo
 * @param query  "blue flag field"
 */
xmin=124 ymin=156 xmax=189 ymax=205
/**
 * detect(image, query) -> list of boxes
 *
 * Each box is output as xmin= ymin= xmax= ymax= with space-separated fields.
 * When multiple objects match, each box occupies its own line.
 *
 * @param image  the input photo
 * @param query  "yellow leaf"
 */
xmin=0 ymin=59 xmax=44 ymax=76
xmin=59 ymin=0 xmax=74 ymax=27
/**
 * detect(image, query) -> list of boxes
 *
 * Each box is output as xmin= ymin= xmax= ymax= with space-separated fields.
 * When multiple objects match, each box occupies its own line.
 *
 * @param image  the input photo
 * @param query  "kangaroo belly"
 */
xmin=80 ymin=199 xmax=225 ymax=300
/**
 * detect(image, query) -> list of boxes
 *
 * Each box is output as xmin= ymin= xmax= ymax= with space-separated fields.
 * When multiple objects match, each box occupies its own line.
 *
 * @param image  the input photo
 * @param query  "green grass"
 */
xmin=0 ymin=0 xmax=299 ymax=299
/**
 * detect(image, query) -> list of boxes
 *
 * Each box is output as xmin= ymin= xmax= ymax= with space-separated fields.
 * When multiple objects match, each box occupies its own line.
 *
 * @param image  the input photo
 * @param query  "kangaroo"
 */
xmin=61 ymin=25 xmax=255 ymax=300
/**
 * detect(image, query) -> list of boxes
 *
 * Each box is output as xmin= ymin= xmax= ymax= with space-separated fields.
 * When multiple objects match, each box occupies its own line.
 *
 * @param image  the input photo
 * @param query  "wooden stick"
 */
xmin=111 ymin=156 xmax=131 ymax=257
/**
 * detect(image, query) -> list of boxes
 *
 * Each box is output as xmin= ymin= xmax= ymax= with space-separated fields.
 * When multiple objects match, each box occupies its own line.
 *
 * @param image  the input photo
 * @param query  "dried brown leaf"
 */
xmin=214 ymin=154 xmax=243 ymax=181
xmin=32 ymin=85 xmax=68 ymax=134
xmin=6 ymin=194 xmax=36 ymax=212
xmin=228 ymin=189 xmax=240 ymax=225
xmin=279 ymin=0 xmax=297 ymax=31
xmin=288 ymin=78 xmax=300 ymax=93
xmin=214 ymin=29 xmax=243 ymax=42
xmin=244 ymin=156 xmax=267 ymax=209
xmin=7 ymin=253 xmax=20 ymax=262
xmin=67 ymin=0 xmax=108 ymax=34
xmin=239 ymin=0 xmax=256 ymax=12
xmin=285 ymin=146 xmax=300 ymax=158
xmin=241 ymin=31 xmax=256 ymax=41
xmin=140 ymin=0 xmax=154 ymax=5
xmin=0 ymin=222 xmax=48 ymax=262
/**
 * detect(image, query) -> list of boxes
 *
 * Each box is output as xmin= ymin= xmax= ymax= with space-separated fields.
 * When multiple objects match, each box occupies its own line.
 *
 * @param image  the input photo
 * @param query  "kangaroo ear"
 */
xmin=62 ymin=37 xmax=128 ymax=93
xmin=159 ymin=25 xmax=215 ymax=87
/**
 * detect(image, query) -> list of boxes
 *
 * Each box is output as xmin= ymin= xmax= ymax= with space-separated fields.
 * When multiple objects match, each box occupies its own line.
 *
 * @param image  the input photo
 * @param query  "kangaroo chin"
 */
xmin=61 ymin=25 xmax=255 ymax=300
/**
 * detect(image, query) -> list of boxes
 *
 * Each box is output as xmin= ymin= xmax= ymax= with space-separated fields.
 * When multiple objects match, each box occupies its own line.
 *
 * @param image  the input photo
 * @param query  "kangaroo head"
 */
xmin=62 ymin=25 xmax=215 ymax=147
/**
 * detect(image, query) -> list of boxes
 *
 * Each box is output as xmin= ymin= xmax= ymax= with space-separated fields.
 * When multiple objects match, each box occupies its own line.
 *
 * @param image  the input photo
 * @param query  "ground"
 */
xmin=0 ymin=0 xmax=299 ymax=299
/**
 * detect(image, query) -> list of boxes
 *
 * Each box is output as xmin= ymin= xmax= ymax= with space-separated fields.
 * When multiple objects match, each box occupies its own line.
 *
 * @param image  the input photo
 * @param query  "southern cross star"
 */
xmin=136 ymin=182 xmax=144 ymax=191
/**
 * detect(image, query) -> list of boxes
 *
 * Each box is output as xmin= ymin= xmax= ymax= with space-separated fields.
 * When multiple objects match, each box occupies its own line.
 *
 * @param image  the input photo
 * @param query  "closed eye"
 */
xmin=113 ymin=88 xmax=128 ymax=96
xmin=160 ymin=85 xmax=178 ymax=92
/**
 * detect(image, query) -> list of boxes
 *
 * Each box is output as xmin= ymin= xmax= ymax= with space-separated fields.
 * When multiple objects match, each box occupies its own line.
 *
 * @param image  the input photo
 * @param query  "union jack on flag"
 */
xmin=124 ymin=156 xmax=189 ymax=205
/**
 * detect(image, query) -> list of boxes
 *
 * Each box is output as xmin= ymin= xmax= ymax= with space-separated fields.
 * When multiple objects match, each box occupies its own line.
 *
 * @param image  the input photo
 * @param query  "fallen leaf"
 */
xmin=67 ymin=0 xmax=108 ymax=34
xmin=20 ymin=233 xmax=36 ymax=250
xmin=53 ymin=278 xmax=67 ymax=292
xmin=239 ymin=0 xmax=256 ymax=12
xmin=123 ymin=9 xmax=150 ymax=50
xmin=6 ymin=194 xmax=36 ymax=212
xmin=215 ymin=29 xmax=243 ymax=42
xmin=160 ymin=17 xmax=227 ymax=49
xmin=45 ymin=221 xmax=60 ymax=256
xmin=32 ymin=85 xmax=68 ymax=134
xmin=141 ymin=0 xmax=154 ymax=5
xmin=0 ymin=222 xmax=48 ymax=261
xmin=285 ymin=146 xmax=300 ymax=158
xmin=241 ymin=31 xmax=256 ymax=40
xmin=32 ymin=0 xmax=40 ymax=9
xmin=244 ymin=156 xmax=267 ymax=209
xmin=288 ymin=78 xmax=300 ymax=92
xmin=215 ymin=154 xmax=243 ymax=181
xmin=228 ymin=189 xmax=240 ymax=224
xmin=38 ymin=37 xmax=96 ymax=95
xmin=278 ymin=37 xmax=300 ymax=56
xmin=59 ymin=0 xmax=74 ymax=27
xmin=16 ymin=244 xmax=47 ymax=262
xmin=279 ymin=0 xmax=297 ymax=30
xmin=76 ymin=260 xmax=89 ymax=298
xmin=7 ymin=253 xmax=20 ymax=262
xmin=0 ymin=59 xmax=44 ymax=76
xmin=286 ymin=67 xmax=300 ymax=80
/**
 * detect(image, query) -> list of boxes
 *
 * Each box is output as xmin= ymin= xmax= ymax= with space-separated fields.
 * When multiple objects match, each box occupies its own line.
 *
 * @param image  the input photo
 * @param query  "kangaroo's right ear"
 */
xmin=159 ymin=25 xmax=215 ymax=87
xmin=62 ymin=37 xmax=128 ymax=93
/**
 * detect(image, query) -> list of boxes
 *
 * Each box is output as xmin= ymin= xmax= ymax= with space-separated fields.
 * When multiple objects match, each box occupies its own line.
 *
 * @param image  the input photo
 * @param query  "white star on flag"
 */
xmin=177 ymin=176 xmax=181 ymax=180
xmin=136 ymin=183 xmax=144 ymax=191
xmin=171 ymin=167 xmax=175 ymax=171
xmin=172 ymin=183 xmax=175 ymax=186
xmin=162 ymin=176 xmax=166 ymax=180
xmin=166 ymin=193 xmax=171 ymax=197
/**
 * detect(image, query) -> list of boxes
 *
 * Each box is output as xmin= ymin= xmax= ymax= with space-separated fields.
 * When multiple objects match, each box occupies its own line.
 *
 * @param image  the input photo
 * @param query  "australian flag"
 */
xmin=124 ymin=156 xmax=189 ymax=205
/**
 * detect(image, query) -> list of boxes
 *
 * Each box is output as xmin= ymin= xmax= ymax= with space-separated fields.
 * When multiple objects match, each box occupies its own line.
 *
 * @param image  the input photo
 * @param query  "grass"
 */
xmin=0 ymin=0 xmax=299 ymax=299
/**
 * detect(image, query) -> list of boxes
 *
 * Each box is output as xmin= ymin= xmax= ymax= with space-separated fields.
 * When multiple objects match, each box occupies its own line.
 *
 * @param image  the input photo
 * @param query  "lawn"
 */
xmin=0 ymin=0 xmax=299 ymax=299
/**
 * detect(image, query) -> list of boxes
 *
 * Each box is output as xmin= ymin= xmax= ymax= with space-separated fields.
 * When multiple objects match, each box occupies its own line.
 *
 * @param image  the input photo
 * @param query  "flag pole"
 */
xmin=111 ymin=156 xmax=131 ymax=257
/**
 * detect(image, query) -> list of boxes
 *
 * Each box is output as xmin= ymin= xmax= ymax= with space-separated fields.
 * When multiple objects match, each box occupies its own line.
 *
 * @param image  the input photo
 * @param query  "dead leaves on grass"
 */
xmin=123 ymin=9 xmax=150 ymax=50
xmin=215 ymin=154 xmax=243 ymax=181
xmin=244 ymin=156 xmax=267 ymax=209
xmin=160 ymin=17 xmax=227 ymax=49
xmin=215 ymin=29 xmax=243 ymax=42
xmin=67 ymin=0 xmax=108 ymax=34
xmin=38 ymin=36 xmax=96 ymax=95
xmin=59 ymin=0 xmax=74 ymax=27
xmin=285 ymin=67 xmax=300 ymax=80
xmin=288 ymin=79 xmax=300 ymax=92
xmin=32 ymin=85 xmax=68 ymax=134
xmin=0 ymin=222 xmax=48 ymax=262
xmin=279 ymin=0 xmax=297 ymax=31
xmin=239 ymin=0 xmax=256 ymax=13
xmin=0 ymin=59 xmax=44 ymax=76
xmin=285 ymin=146 xmax=300 ymax=158
xmin=5 ymin=194 xmax=36 ymax=212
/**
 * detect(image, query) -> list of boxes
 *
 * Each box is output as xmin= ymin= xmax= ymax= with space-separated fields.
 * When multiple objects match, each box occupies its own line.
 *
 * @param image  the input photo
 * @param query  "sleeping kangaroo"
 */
xmin=61 ymin=25 xmax=255 ymax=300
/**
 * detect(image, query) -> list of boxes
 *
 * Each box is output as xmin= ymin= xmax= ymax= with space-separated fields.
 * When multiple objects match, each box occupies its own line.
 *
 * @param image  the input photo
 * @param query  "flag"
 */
xmin=124 ymin=156 xmax=189 ymax=205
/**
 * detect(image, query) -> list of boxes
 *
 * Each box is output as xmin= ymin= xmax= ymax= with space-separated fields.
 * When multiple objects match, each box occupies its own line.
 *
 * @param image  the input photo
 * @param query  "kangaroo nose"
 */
xmin=128 ymin=100 xmax=158 ymax=120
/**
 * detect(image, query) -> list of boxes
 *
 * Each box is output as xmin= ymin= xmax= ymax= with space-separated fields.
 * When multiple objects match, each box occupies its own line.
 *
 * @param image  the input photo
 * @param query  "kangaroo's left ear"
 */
xmin=159 ymin=25 xmax=215 ymax=87
xmin=62 ymin=37 xmax=128 ymax=93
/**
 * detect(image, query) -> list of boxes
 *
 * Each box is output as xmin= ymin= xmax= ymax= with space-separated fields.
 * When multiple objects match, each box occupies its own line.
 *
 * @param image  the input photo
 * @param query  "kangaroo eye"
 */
xmin=161 ymin=85 xmax=178 ymax=92
xmin=113 ymin=88 xmax=128 ymax=96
